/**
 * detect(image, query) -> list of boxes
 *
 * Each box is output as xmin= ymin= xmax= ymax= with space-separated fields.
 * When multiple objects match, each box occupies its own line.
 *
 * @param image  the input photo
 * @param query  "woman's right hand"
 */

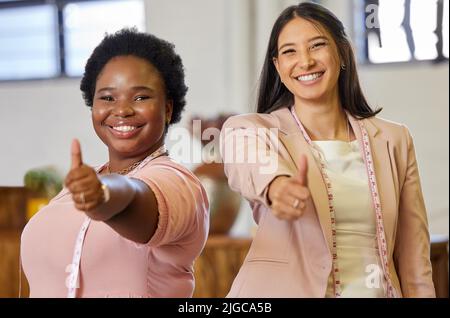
xmin=267 ymin=155 xmax=310 ymax=221
xmin=65 ymin=139 xmax=105 ymax=214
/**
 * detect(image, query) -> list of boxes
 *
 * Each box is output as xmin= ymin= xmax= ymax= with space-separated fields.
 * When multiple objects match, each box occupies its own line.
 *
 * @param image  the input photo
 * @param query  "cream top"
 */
xmin=312 ymin=140 xmax=385 ymax=298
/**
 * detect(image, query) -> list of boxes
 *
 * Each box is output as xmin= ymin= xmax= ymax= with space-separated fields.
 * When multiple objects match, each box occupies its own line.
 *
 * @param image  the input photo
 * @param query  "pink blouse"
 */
xmin=21 ymin=156 xmax=209 ymax=298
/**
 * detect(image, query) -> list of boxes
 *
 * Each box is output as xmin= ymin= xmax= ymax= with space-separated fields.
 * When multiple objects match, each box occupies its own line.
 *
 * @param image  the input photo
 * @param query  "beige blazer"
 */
xmin=220 ymin=107 xmax=435 ymax=298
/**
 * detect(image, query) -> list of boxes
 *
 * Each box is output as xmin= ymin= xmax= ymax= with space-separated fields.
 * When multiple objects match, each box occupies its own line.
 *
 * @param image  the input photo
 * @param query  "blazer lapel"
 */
xmin=350 ymin=117 xmax=397 ymax=255
xmin=274 ymin=108 xmax=333 ymax=252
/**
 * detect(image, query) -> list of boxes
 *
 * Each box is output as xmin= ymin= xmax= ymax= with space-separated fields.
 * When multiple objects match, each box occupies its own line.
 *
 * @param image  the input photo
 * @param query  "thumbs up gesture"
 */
xmin=65 ymin=139 xmax=104 ymax=212
xmin=267 ymin=154 xmax=311 ymax=220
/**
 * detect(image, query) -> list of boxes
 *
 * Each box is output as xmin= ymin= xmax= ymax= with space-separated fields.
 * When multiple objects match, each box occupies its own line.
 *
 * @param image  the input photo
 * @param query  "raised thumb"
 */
xmin=70 ymin=139 xmax=83 ymax=170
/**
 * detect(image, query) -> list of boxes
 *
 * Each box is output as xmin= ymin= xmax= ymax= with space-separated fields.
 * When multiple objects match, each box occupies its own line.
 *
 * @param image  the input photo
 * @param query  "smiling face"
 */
xmin=92 ymin=55 xmax=172 ymax=161
xmin=273 ymin=17 xmax=342 ymax=105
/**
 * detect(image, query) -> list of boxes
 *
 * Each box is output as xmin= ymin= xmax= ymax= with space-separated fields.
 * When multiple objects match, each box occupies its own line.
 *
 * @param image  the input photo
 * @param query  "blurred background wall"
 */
xmin=0 ymin=0 xmax=448 ymax=237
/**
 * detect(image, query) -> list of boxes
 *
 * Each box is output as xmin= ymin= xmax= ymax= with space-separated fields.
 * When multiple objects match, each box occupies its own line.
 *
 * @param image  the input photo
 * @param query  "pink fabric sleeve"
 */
xmin=220 ymin=116 xmax=294 ymax=208
xmin=132 ymin=161 xmax=209 ymax=248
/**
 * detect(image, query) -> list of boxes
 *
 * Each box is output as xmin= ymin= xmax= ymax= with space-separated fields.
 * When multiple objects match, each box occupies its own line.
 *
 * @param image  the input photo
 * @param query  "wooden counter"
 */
xmin=193 ymin=235 xmax=251 ymax=298
xmin=0 ymin=230 xmax=29 ymax=298
xmin=430 ymin=235 xmax=449 ymax=298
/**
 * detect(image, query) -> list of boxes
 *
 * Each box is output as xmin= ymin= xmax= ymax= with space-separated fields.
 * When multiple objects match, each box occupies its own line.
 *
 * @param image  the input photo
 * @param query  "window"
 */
xmin=0 ymin=4 xmax=58 ymax=80
xmin=361 ymin=0 xmax=448 ymax=64
xmin=0 ymin=0 xmax=145 ymax=81
xmin=64 ymin=0 xmax=145 ymax=76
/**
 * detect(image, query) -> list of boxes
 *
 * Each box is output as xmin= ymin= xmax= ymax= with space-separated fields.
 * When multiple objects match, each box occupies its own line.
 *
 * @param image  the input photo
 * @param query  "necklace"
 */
xmin=104 ymin=144 xmax=168 ymax=175
xmin=106 ymin=160 xmax=143 ymax=175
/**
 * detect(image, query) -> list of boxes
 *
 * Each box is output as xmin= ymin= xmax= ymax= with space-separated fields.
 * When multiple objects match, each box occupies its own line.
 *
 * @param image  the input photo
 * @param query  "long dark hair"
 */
xmin=257 ymin=2 xmax=381 ymax=118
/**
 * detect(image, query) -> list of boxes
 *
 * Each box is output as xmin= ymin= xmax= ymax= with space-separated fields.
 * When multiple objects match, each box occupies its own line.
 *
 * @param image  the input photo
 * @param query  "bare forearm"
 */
xmin=85 ymin=174 xmax=137 ymax=221
xmin=105 ymin=180 xmax=159 ymax=244
xmin=87 ymin=174 xmax=159 ymax=244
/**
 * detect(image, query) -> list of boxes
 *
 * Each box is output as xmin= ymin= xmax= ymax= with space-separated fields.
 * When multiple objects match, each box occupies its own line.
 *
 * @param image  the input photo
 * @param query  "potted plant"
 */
xmin=23 ymin=166 xmax=63 ymax=220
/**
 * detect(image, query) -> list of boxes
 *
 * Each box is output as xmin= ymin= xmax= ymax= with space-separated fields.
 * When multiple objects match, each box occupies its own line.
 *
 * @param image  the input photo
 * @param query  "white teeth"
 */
xmin=297 ymin=72 xmax=323 ymax=82
xmin=112 ymin=126 xmax=137 ymax=132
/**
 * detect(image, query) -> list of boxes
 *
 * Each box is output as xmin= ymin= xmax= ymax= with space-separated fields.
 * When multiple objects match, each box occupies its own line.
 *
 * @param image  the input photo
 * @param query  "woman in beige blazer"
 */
xmin=220 ymin=3 xmax=435 ymax=298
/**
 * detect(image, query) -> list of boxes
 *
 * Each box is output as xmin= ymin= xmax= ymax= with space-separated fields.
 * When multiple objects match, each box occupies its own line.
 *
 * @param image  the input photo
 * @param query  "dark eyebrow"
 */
xmin=96 ymin=86 xmax=155 ymax=94
xmin=308 ymin=35 xmax=328 ymax=42
xmin=96 ymin=87 xmax=115 ymax=94
xmin=130 ymin=86 xmax=155 ymax=93
xmin=278 ymin=36 xmax=329 ymax=52
xmin=278 ymin=42 xmax=295 ymax=52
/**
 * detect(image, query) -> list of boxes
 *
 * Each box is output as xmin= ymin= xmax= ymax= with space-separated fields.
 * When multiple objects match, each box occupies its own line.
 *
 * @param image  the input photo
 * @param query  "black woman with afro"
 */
xmin=21 ymin=28 xmax=209 ymax=298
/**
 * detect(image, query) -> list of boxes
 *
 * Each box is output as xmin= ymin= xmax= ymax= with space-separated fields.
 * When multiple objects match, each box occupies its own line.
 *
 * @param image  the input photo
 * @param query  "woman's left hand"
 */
xmin=65 ymin=139 xmax=104 ymax=212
